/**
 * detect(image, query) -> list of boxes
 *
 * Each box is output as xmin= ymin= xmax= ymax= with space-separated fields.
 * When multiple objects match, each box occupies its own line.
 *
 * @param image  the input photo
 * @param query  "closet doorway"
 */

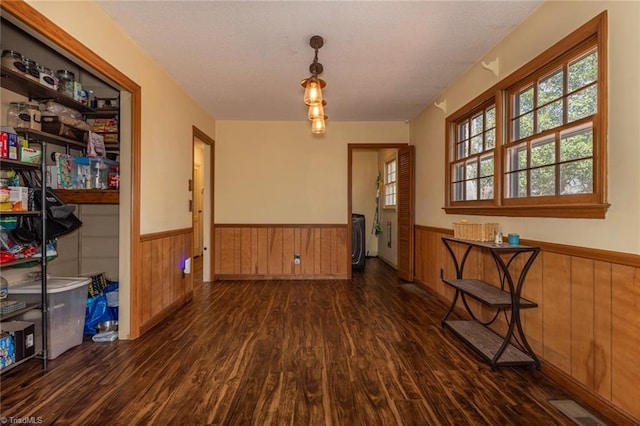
xmin=347 ymin=143 xmax=415 ymax=281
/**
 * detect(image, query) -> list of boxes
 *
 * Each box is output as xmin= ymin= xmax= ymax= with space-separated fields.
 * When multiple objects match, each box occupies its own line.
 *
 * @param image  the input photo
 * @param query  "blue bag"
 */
xmin=84 ymin=294 xmax=114 ymax=335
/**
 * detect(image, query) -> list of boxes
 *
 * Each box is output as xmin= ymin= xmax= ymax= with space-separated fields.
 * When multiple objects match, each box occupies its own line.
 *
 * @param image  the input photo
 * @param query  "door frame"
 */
xmin=1 ymin=1 xmax=145 ymax=336
xmin=347 ymin=143 xmax=412 ymax=280
xmin=192 ymin=127 xmax=215 ymax=282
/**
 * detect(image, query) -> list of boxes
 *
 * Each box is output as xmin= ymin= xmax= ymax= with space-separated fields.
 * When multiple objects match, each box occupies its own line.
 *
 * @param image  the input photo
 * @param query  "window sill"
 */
xmin=443 ymin=203 xmax=610 ymax=219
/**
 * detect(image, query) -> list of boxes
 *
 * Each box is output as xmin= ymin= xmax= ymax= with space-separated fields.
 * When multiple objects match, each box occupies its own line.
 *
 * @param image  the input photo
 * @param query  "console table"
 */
xmin=441 ymin=236 xmax=541 ymax=369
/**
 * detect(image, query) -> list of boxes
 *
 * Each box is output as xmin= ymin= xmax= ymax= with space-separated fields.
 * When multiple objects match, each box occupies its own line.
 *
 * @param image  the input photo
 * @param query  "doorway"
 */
xmin=192 ymin=127 xmax=214 ymax=285
xmin=347 ymin=143 xmax=415 ymax=281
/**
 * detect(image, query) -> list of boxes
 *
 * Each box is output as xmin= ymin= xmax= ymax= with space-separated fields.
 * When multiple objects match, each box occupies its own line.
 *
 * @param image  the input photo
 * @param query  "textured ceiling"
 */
xmin=96 ymin=1 xmax=542 ymax=122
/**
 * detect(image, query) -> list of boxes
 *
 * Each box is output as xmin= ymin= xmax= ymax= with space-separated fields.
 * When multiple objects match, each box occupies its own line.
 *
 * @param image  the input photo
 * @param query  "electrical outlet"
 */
xmin=294 ymin=254 xmax=301 ymax=265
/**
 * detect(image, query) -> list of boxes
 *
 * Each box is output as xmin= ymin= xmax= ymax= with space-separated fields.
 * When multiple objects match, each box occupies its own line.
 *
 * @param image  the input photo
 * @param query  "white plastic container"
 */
xmin=11 ymin=277 xmax=90 ymax=359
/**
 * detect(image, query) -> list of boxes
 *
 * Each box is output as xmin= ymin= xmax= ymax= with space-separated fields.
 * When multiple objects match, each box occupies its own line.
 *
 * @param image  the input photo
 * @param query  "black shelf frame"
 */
xmin=0 ymin=140 xmax=49 ymax=372
xmin=440 ymin=236 xmax=541 ymax=370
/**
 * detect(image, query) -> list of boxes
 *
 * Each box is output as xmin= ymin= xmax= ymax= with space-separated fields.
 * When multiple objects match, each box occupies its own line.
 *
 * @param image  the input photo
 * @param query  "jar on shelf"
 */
xmin=7 ymin=102 xmax=41 ymax=131
xmin=38 ymin=65 xmax=58 ymax=90
xmin=23 ymin=58 xmax=40 ymax=82
xmin=1 ymin=50 xmax=26 ymax=73
xmin=56 ymin=69 xmax=75 ymax=98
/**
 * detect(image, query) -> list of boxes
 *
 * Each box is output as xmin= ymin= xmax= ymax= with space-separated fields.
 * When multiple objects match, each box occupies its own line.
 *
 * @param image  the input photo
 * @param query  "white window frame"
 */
xmin=384 ymin=158 xmax=397 ymax=208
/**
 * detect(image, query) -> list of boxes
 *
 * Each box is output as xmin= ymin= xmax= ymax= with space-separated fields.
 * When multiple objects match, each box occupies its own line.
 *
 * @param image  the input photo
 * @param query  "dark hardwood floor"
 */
xmin=0 ymin=259 xmax=609 ymax=425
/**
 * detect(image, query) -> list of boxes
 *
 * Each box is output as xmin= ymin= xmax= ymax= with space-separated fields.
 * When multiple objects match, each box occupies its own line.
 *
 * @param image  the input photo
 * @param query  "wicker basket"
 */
xmin=453 ymin=222 xmax=499 ymax=242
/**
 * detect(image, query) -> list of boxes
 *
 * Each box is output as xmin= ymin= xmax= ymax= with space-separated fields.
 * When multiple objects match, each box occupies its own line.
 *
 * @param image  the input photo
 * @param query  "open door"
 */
xmin=192 ymin=127 xmax=214 ymax=284
xmin=396 ymin=145 xmax=415 ymax=282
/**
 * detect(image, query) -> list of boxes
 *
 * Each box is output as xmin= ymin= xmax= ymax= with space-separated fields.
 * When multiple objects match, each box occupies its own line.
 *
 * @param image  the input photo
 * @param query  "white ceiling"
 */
xmin=96 ymin=1 xmax=542 ymax=122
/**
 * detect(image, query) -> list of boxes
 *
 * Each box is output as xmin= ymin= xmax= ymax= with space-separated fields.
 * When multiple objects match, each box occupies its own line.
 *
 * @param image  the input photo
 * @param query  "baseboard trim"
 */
xmin=542 ymin=363 xmax=639 ymax=426
xmin=376 ymin=256 xmax=397 ymax=270
xmin=140 ymin=291 xmax=193 ymax=335
xmin=215 ymin=274 xmax=348 ymax=281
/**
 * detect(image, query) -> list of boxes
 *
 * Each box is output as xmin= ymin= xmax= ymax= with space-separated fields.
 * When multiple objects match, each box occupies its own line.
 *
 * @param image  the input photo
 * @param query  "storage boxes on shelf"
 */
xmin=40 ymin=115 xmax=88 ymax=142
xmin=0 ymin=186 xmax=29 ymax=212
xmin=1 ymin=321 xmax=35 ymax=362
xmin=452 ymin=221 xmax=499 ymax=242
xmin=0 ymin=332 xmax=14 ymax=369
xmin=75 ymin=157 xmax=112 ymax=189
xmin=10 ymin=277 xmax=90 ymax=359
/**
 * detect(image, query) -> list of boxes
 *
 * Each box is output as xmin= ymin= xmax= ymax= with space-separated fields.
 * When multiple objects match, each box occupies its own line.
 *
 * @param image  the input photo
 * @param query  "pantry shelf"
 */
xmin=53 ymin=189 xmax=119 ymax=204
xmin=0 ymin=65 xmax=92 ymax=113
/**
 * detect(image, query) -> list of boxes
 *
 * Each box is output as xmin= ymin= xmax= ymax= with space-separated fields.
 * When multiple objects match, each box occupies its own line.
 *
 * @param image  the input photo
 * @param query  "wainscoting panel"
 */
xmin=214 ymin=224 xmax=349 ymax=279
xmin=414 ymin=226 xmax=640 ymax=424
xmin=140 ymin=229 xmax=193 ymax=333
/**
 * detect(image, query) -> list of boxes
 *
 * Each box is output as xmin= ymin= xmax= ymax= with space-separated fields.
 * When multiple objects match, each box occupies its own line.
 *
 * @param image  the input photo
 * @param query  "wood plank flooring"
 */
xmin=0 ymin=259 xmax=610 ymax=425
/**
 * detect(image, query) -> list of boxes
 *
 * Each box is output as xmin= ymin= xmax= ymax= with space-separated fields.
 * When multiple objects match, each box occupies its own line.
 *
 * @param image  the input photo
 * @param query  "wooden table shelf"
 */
xmin=440 ymin=237 xmax=541 ymax=369
xmin=442 ymin=278 xmax=538 ymax=309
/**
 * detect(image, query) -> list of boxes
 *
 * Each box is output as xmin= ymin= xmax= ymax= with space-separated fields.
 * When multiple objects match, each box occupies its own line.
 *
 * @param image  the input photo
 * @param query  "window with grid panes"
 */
xmin=506 ymin=47 xmax=598 ymax=200
xmin=444 ymin=12 xmax=607 ymax=218
xmin=451 ymin=103 xmax=496 ymax=202
xmin=384 ymin=158 xmax=397 ymax=207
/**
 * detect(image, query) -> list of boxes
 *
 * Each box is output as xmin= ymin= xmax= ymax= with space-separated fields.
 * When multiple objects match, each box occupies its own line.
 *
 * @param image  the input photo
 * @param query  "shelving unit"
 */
xmin=2 ymin=25 xmax=121 ymax=204
xmin=1 ymin=144 xmax=49 ymax=373
xmin=440 ymin=236 xmax=541 ymax=369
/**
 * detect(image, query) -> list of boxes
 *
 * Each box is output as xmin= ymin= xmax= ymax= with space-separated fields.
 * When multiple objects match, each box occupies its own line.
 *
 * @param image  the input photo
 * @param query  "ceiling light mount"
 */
xmin=309 ymin=35 xmax=324 ymax=50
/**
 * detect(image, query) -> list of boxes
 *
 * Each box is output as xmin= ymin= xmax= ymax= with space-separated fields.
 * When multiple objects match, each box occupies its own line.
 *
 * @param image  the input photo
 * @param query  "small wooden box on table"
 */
xmin=441 ymin=236 xmax=540 ymax=370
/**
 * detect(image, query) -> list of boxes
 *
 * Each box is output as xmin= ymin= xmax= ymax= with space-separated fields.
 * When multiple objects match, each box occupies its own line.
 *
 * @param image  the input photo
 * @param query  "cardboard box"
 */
xmin=19 ymin=147 xmax=42 ymax=165
xmin=0 ymin=131 xmax=7 ymax=159
xmin=55 ymin=153 xmax=76 ymax=189
xmin=8 ymin=186 xmax=29 ymax=211
xmin=7 ymin=132 xmax=18 ymax=160
xmin=0 ymin=332 xmax=15 ymax=369
xmin=1 ymin=321 xmax=35 ymax=362
xmin=46 ymin=165 xmax=59 ymax=189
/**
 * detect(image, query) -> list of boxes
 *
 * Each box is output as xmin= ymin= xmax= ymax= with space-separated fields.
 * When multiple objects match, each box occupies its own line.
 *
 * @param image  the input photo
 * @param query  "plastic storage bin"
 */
xmin=10 ymin=277 xmax=90 ymax=359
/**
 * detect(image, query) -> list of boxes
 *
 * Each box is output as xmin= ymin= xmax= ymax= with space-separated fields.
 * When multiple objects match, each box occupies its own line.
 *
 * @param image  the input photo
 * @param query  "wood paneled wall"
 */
xmin=415 ymin=225 xmax=640 ymax=424
xmin=139 ymin=229 xmax=193 ymax=334
xmin=214 ymin=224 xmax=349 ymax=279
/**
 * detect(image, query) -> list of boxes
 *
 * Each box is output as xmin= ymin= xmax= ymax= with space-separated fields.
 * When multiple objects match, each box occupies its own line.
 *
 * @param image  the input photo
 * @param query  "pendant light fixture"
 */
xmin=307 ymin=101 xmax=326 ymax=120
xmin=311 ymin=116 xmax=326 ymax=134
xmin=301 ymin=35 xmax=327 ymax=134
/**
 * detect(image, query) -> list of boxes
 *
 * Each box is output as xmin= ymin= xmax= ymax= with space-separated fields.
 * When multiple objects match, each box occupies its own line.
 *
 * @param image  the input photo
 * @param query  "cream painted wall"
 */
xmin=410 ymin=1 xmax=640 ymax=255
xmin=25 ymin=0 xmax=216 ymax=234
xmin=352 ymin=150 xmax=379 ymax=257
xmin=215 ymin=121 xmax=409 ymax=224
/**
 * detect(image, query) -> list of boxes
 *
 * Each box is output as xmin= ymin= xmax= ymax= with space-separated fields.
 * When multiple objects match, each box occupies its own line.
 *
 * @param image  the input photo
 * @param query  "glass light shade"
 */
xmin=304 ymin=79 xmax=323 ymax=105
xmin=311 ymin=117 xmax=326 ymax=134
xmin=308 ymin=103 xmax=325 ymax=120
